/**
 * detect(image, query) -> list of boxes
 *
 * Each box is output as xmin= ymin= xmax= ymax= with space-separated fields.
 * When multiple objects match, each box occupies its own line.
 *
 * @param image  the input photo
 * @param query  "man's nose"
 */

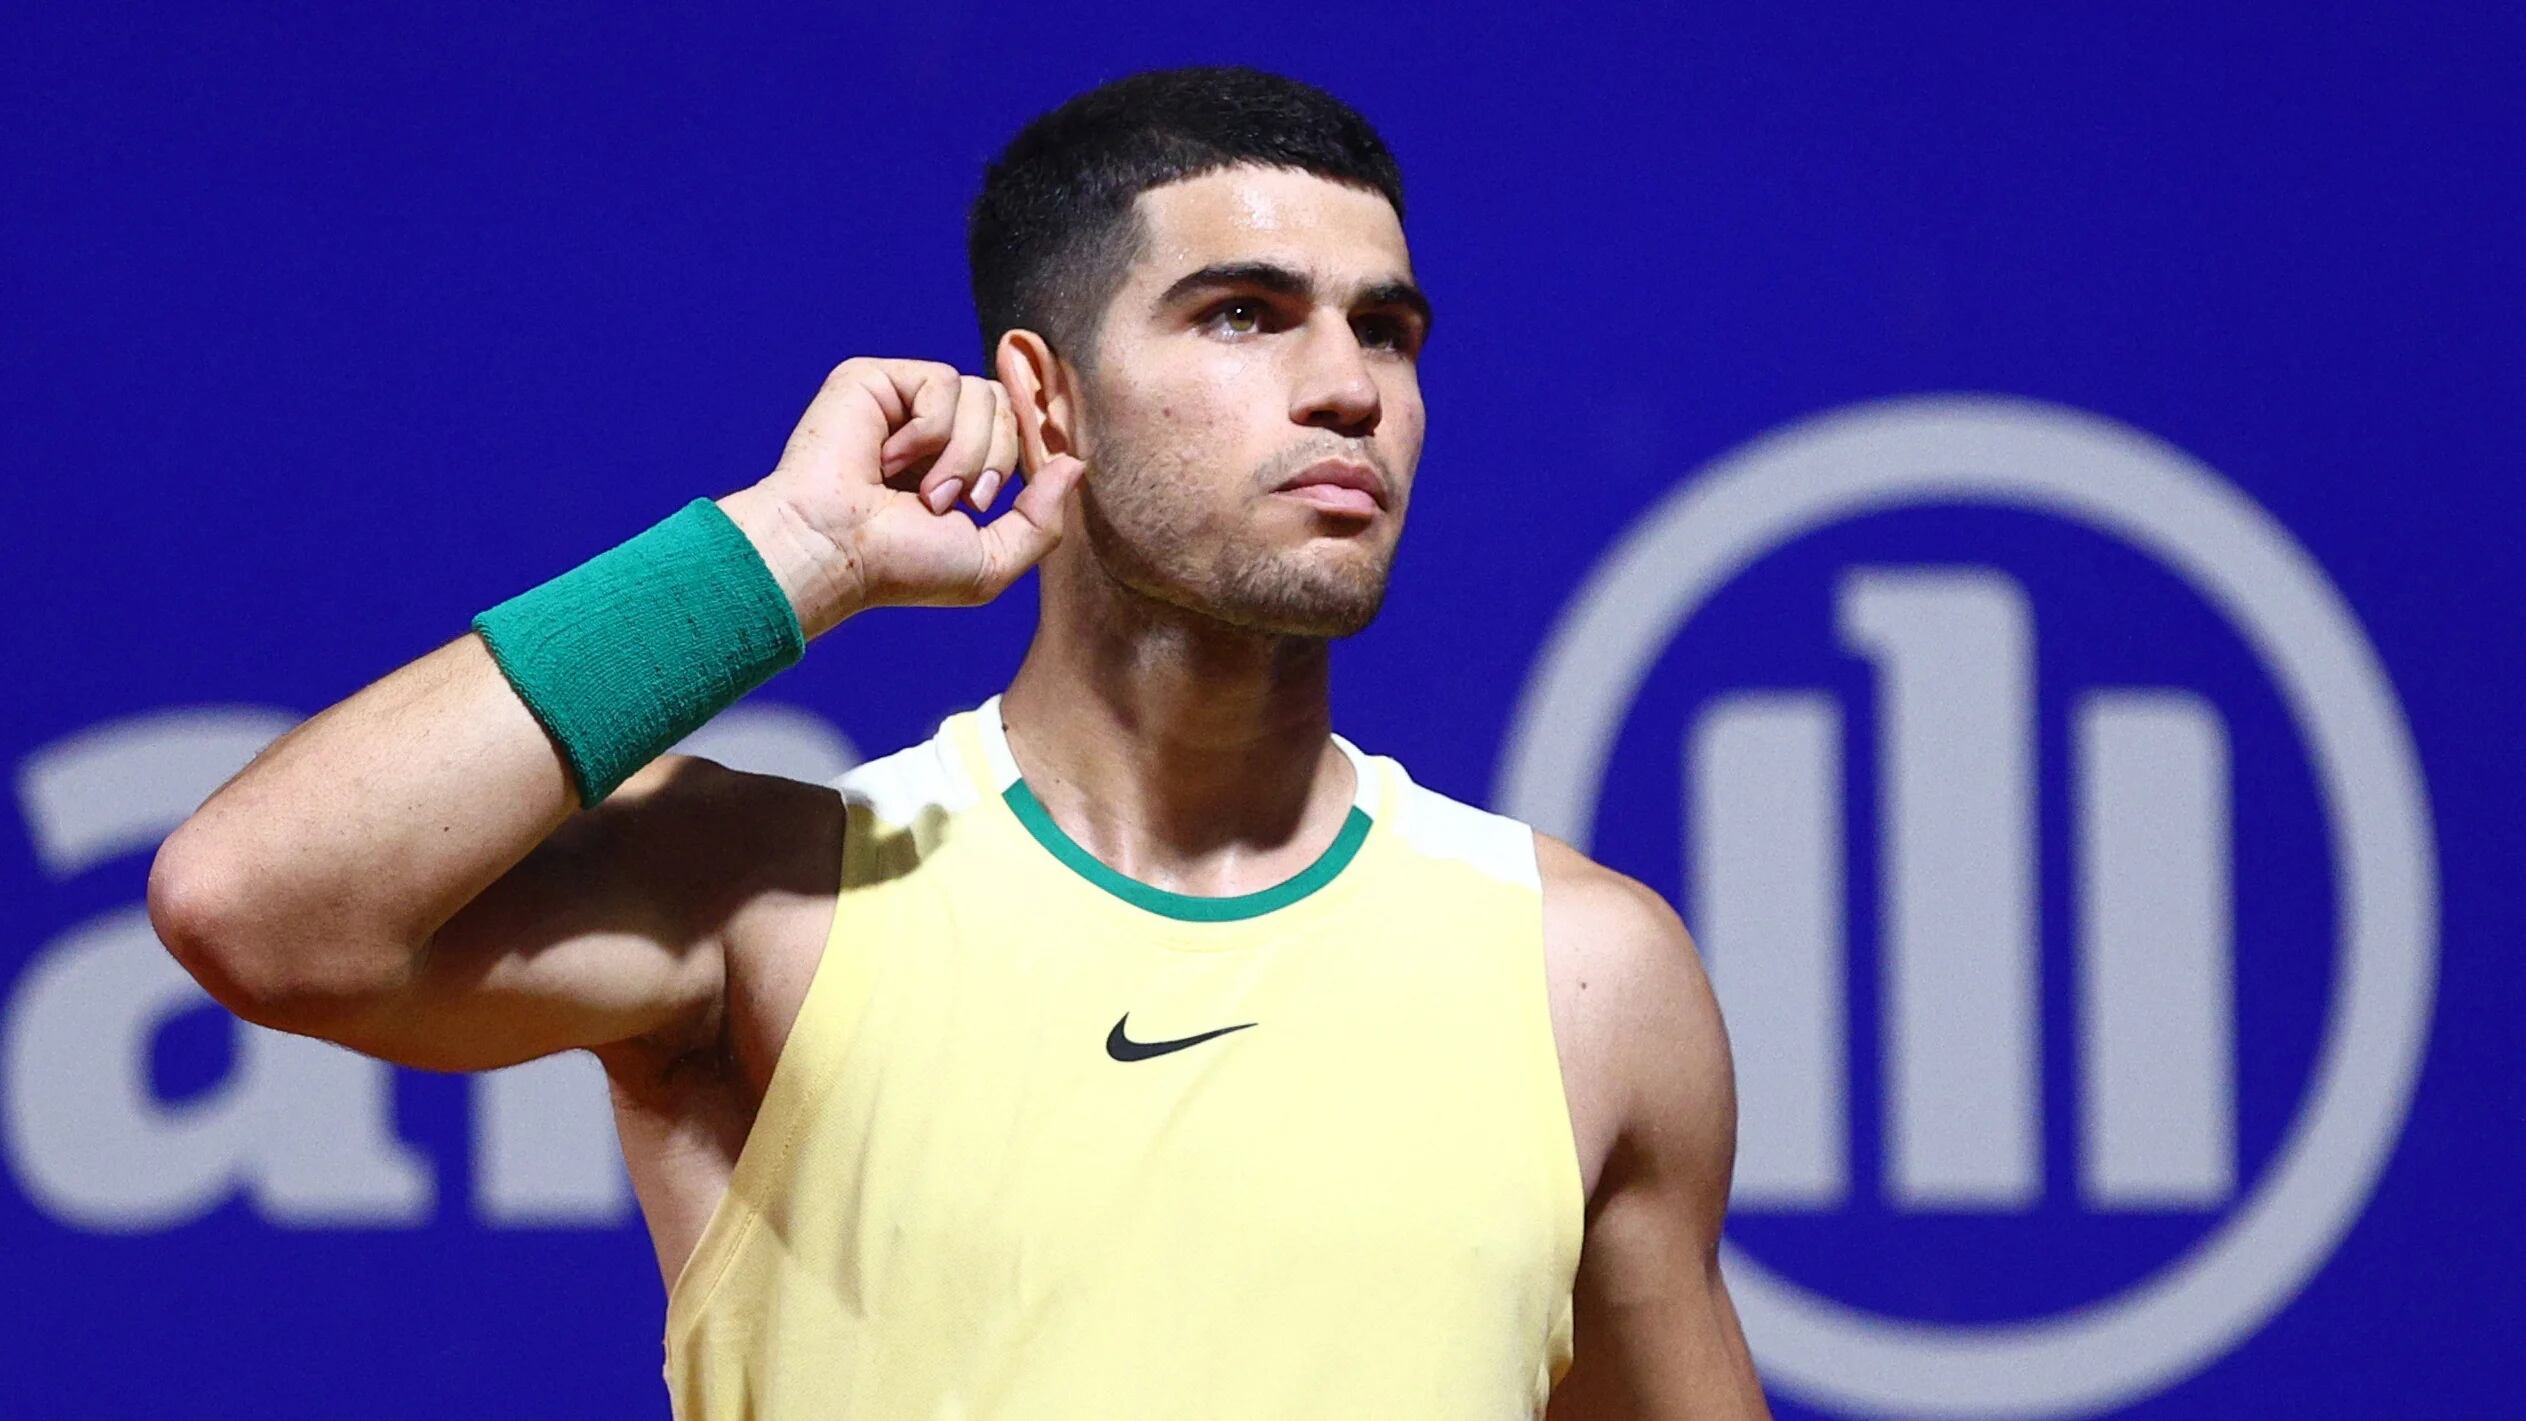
xmin=1289 ymin=313 xmax=1381 ymax=436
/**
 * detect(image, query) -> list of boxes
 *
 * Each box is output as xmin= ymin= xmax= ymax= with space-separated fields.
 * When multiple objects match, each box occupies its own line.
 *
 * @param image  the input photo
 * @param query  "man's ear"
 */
xmin=995 ymin=329 xmax=1081 ymax=471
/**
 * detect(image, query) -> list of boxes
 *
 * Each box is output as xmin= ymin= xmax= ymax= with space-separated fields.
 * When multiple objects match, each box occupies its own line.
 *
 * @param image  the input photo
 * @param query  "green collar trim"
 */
xmin=1001 ymin=779 xmax=1372 ymax=922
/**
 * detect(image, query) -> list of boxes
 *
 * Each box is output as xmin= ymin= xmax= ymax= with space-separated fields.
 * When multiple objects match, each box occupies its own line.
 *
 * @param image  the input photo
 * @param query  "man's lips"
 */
xmin=1273 ymin=459 xmax=1388 ymax=517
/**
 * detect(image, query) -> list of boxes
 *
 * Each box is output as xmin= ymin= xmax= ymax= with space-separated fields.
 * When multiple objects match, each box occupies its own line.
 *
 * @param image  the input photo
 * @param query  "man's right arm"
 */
xmin=146 ymin=357 xmax=1087 ymax=1074
xmin=147 ymin=627 xmax=779 ymax=1073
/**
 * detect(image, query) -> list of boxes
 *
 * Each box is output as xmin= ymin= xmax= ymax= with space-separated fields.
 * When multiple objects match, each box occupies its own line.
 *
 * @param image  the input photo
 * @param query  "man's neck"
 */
xmin=997 ymin=578 xmax=1356 ymax=899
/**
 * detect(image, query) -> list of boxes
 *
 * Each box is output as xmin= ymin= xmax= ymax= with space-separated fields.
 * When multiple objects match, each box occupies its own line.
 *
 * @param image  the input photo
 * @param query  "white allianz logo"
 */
xmin=0 ymin=702 xmax=857 ymax=1232
xmin=1704 ymin=573 xmax=2236 ymax=1212
xmin=1498 ymin=396 xmax=2438 ymax=1420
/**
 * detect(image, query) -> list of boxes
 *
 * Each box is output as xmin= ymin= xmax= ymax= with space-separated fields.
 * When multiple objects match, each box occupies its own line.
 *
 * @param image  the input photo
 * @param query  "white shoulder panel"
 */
xmin=827 ymin=726 xmax=975 ymax=827
xmin=1387 ymin=760 xmax=1542 ymax=892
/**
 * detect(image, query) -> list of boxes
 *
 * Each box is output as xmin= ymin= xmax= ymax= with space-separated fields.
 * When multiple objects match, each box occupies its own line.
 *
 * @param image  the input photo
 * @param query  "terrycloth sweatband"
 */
xmin=471 ymin=497 xmax=806 ymax=807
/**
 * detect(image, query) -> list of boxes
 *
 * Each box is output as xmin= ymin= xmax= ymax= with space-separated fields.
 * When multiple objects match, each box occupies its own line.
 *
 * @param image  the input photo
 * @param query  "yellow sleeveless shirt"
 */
xmin=663 ymin=696 xmax=1585 ymax=1418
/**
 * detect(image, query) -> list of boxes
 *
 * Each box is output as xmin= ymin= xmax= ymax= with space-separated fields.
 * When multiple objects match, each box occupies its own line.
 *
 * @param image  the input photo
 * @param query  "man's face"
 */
xmin=1067 ymin=164 xmax=1429 ymax=639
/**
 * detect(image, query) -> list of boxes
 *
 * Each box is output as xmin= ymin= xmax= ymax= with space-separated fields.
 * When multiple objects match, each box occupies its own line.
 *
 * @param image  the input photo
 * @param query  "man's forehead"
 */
xmin=1129 ymin=166 xmax=1411 ymax=288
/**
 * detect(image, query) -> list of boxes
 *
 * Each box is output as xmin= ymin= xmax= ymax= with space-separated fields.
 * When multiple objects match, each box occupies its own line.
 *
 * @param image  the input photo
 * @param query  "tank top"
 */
xmin=663 ymin=695 xmax=1585 ymax=1418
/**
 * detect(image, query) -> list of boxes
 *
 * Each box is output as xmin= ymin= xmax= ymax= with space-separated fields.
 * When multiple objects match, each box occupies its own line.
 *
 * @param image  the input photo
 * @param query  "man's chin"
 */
xmin=1094 ymin=536 xmax=1391 ymax=639
xmin=1207 ymin=572 xmax=1388 ymax=639
xmin=1226 ymin=604 xmax=1381 ymax=640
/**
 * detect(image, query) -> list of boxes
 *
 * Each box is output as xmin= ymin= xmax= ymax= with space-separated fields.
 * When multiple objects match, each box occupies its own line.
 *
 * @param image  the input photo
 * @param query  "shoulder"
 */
xmin=591 ymin=752 xmax=843 ymax=927
xmin=705 ymin=720 xmax=985 ymax=975
xmin=648 ymin=721 xmax=968 ymax=904
xmin=601 ymin=753 xmax=847 ymax=1081
xmin=1370 ymin=753 xmax=1543 ymax=890
xmin=581 ymin=753 xmax=849 ymax=1042
xmin=1534 ymin=832 xmax=1736 ymax=1192
xmin=829 ymin=726 xmax=980 ymax=825
xmin=1535 ymin=831 xmax=1711 ymax=1028
xmin=1534 ymin=831 xmax=1693 ymax=961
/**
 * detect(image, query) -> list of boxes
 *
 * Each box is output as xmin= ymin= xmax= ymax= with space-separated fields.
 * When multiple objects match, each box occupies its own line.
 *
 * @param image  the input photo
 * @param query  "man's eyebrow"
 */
xmin=1156 ymin=261 xmax=1434 ymax=331
xmin=1359 ymin=279 xmax=1433 ymax=333
xmin=1156 ymin=261 xmax=1313 ymax=308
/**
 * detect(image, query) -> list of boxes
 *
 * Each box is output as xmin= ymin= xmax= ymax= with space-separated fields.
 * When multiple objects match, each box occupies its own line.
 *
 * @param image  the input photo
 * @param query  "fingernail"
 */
xmin=925 ymin=479 xmax=964 ymax=514
xmin=973 ymin=468 xmax=1003 ymax=509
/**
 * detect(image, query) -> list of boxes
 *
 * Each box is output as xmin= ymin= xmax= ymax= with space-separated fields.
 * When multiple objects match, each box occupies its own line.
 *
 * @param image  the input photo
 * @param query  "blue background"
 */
xmin=5 ymin=4 xmax=2518 ymax=1417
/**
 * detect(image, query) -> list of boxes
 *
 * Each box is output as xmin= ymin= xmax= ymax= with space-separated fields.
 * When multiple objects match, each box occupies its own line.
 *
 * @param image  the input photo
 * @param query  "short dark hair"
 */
xmin=967 ymin=66 xmax=1407 ymax=374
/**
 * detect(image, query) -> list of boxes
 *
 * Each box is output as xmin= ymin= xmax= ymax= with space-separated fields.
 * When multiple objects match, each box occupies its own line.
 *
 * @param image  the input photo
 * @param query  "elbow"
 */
xmin=147 ymin=836 xmax=258 ymax=1013
xmin=145 ymin=836 xmax=405 ymax=1036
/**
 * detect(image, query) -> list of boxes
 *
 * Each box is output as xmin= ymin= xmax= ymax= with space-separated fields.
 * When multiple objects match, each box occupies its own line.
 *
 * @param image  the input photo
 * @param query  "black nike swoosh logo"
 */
xmin=1106 ymin=1014 xmax=1257 ymax=1062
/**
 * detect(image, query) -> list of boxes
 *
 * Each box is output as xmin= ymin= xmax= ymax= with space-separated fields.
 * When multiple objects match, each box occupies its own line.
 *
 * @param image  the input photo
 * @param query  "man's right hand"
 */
xmin=737 ymin=358 xmax=1088 ymax=635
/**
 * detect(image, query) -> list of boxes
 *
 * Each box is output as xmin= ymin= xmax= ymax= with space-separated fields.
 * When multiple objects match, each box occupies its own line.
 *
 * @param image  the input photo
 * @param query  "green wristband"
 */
xmin=471 ymin=497 xmax=807 ymax=807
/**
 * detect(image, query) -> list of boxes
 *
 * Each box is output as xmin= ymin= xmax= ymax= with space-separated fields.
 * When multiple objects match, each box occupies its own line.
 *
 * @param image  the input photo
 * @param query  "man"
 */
xmin=149 ymin=66 xmax=1769 ymax=1419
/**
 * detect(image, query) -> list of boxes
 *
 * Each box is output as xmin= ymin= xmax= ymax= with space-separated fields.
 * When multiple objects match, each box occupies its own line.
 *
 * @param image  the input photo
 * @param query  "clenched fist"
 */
xmin=722 ymin=358 xmax=1089 ymax=637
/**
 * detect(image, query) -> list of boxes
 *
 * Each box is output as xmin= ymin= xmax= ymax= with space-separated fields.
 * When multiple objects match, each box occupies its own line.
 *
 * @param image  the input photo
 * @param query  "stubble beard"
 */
xmin=1079 ymin=433 xmax=1395 ymax=641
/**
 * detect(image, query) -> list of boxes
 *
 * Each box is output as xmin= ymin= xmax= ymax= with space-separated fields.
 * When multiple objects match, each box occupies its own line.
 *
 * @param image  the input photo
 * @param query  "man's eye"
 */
xmin=1215 ymin=301 xmax=1262 ymax=334
xmin=1355 ymin=316 xmax=1403 ymax=350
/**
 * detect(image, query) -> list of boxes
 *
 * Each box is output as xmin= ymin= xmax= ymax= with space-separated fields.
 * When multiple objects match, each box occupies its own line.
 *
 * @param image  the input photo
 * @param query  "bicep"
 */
xmin=1544 ymin=855 xmax=1770 ymax=1420
xmin=1550 ymin=1167 xmax=1762 ymax=1421
xmin=336 ymin=755 xmax=780 ymax=1072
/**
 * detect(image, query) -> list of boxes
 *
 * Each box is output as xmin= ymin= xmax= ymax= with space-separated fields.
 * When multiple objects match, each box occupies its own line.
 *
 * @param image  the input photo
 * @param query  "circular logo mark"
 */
xmin=1497 ymin=395 xmax=2437 ymax=1418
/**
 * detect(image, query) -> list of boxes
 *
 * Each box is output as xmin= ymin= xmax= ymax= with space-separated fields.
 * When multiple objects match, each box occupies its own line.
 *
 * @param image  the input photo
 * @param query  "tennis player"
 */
xmin=151 ymin=65 xmax=1770 ymax=1419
